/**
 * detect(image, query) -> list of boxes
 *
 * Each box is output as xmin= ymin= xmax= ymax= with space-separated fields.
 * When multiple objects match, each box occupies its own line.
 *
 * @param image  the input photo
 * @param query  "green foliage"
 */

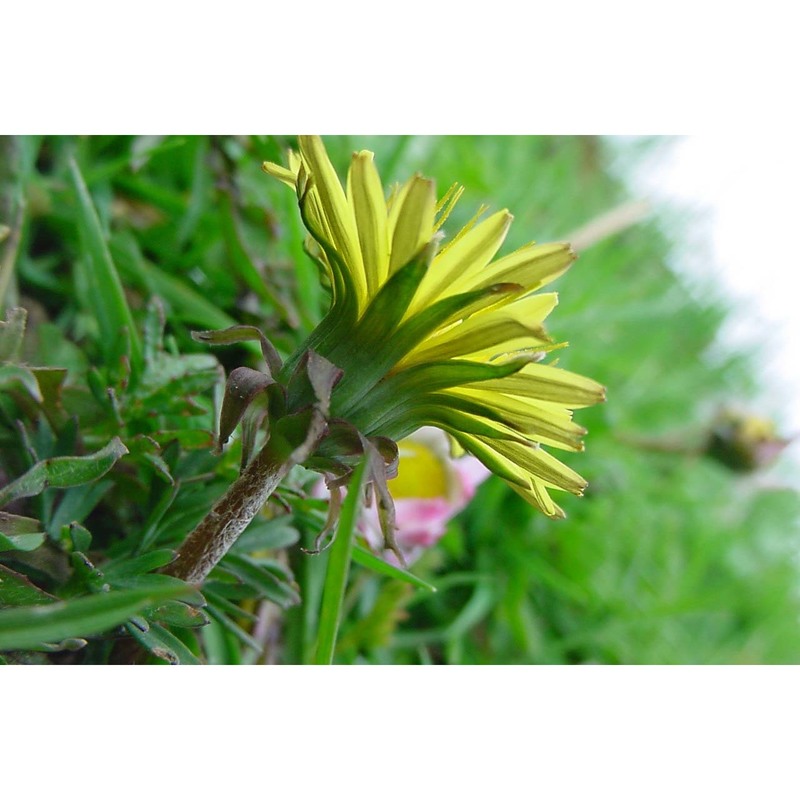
xmin=1 ymin=135 xmax=797 ymax=664
xmin=0 ymin=585 xmax=192 ymax=651
xmin=313 ymin=457 xmax=367 ymax=664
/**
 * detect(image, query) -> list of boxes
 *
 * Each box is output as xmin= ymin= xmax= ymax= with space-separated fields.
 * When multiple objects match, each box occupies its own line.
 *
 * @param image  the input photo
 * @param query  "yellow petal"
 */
xmin=288 ymin=149 xmax=302 ymax=176
xmin=474 ymin=242 xmax=576 ymax=293
xmin=508 ymin=478 xmax=565 ymax=519
xmin=484 ymin=290 xmax=559 ymax=328
xmin=458 ymin=435 xmax=568 ymax=517
xmin=298 ymin=136 xmax=366 ymax=304
xmin=412 ymin=210 xmax=512 ymax=312
xmin=447 ymin=434 xmax=466 ymax=458
xmin=386 ymin=180 xmax=410 ymax=227
xmin=438 ymin=203 xmax=490 ymax=253
xmin=347 ymin=150 xmax=390 ymax=295
xmin=451 ymin=431 xmax=530 ymax=488
xmin=261 ymin=160 xmax=297 ymax=188
xmin=389 ymin=175 xmax=437 ymax=276
xmin=434 ymin=183 xmax=464 ymax=232
xmin=477 ymin=362 xmax=606 ymax=408
xmin=482 ymin=437 xmax=588 ymax=495
xmin=401 ymin=292 xmax=560 ymax=367
xmin=444 ymin=387 xmax=588 ymax=451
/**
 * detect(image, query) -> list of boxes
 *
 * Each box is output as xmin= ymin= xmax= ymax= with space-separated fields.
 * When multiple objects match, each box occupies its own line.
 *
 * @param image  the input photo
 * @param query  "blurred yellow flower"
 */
xmin=707 ymin=409 xmax=792 ymax=472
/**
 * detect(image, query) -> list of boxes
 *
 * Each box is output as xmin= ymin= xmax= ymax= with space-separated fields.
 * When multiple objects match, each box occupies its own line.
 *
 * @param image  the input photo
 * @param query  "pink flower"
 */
xmin=359 ymin=427 xmax=490 ymax=564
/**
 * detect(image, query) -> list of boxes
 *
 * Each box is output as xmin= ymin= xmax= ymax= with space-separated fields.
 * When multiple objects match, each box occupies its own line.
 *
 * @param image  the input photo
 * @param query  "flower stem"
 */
xmin=312 ymin=457 xmax=367 ymax=665
xmin=166 ymin=441 xmax=294 ymax=584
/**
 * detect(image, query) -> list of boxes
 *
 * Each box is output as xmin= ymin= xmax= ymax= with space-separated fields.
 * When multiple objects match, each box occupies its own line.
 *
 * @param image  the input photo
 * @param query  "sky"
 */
xmin=614 ymin=136 xmax=800 ymax=450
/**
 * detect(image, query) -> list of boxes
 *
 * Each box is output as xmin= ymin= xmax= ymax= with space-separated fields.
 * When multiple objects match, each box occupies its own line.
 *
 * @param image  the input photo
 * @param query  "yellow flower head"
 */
xmin=200 ymin=136 xmax=605 ymax=563
xmin=259 ymin=136 xmax=605 ymax=526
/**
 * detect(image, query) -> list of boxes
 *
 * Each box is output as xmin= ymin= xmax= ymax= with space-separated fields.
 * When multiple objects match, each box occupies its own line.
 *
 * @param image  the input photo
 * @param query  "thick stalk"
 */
xmin=166 ymin=441 xmax=293 ymax=584
xmin=112 ymin=440 xmax=297 ymax=663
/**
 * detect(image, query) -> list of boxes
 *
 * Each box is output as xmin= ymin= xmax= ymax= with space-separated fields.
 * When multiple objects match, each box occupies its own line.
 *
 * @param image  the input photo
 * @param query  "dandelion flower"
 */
xmin=262 ymin=136 xmax=604 ymax=523
xmin=173 ymin=136 xmax=605 ymax=579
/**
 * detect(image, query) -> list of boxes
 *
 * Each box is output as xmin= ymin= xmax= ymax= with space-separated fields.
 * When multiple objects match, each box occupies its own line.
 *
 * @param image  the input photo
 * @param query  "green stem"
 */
xmin=313 ymin=458 xmax=367 ymax=665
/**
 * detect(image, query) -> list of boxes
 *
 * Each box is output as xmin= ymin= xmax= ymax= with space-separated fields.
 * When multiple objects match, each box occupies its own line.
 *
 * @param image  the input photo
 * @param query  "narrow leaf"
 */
xmin=111 ymin=232 xmax=242 ymax=333
xmin=147 ymin=600 xmax=210 ymax=629
xmin=109 ymin=573 xmax=205 ymax=608
xmin=0 ymin=586 xmax=190 ymax=651
xmin=351 ymin=544 xmax=437 ymax=592
xmin=191 ymin=325 xmax=282 ymax=375
xmin=68 ymin=157 xmax=143 ymax=379
xmin=0 ymin=511 xmax=42 ymax=535
xmin=314 ymin=457 xmax=368 ymax=664
xmin=103 ymin=549 xmax=177 ymax=580
xmin=204 ymin=604 xmax=263 ymax=652
xmin=0 ymin=307 xmax=26 ymax=361
xmin=222 ymin=553 xmax=300 ymax=609
xmin=0 ymin=564 xmax=57 ymax=607
xmin=0 ymin=363 xmax=44 ymax=403
xmin=0 ymin=532 xmax=46 ymax=552
xmin=0 ymin=437 xmax=129 ymax=508
xmin=127 ymin=621 xmax=202 ymax=664
xmin=235 ymin=517 xmax=301 ymax=551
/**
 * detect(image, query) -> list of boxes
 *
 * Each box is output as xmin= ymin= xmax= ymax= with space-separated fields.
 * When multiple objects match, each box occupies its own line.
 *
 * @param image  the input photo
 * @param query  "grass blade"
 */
xmin=68 ymin=156 xmax=143 ymax=380
xmin=351 ymin=544 xmax=437 ymax=593
xmin=110 ymin=232 xmax=242 ymax=334
xmin=313 ymin=457 xmax=367 ymax=664
xmin=0 ymin=585 xmax=190 ymax=651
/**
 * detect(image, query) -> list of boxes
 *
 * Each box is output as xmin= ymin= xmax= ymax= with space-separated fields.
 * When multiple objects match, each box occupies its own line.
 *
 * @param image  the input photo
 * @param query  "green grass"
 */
xmin=1 ymin=135 xmax=797 ymax=664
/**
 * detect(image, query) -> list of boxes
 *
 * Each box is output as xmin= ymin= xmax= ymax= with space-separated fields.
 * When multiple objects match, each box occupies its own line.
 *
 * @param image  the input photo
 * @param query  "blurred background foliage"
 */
xmin=1 ymin=135 xmax=798 ymax=664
